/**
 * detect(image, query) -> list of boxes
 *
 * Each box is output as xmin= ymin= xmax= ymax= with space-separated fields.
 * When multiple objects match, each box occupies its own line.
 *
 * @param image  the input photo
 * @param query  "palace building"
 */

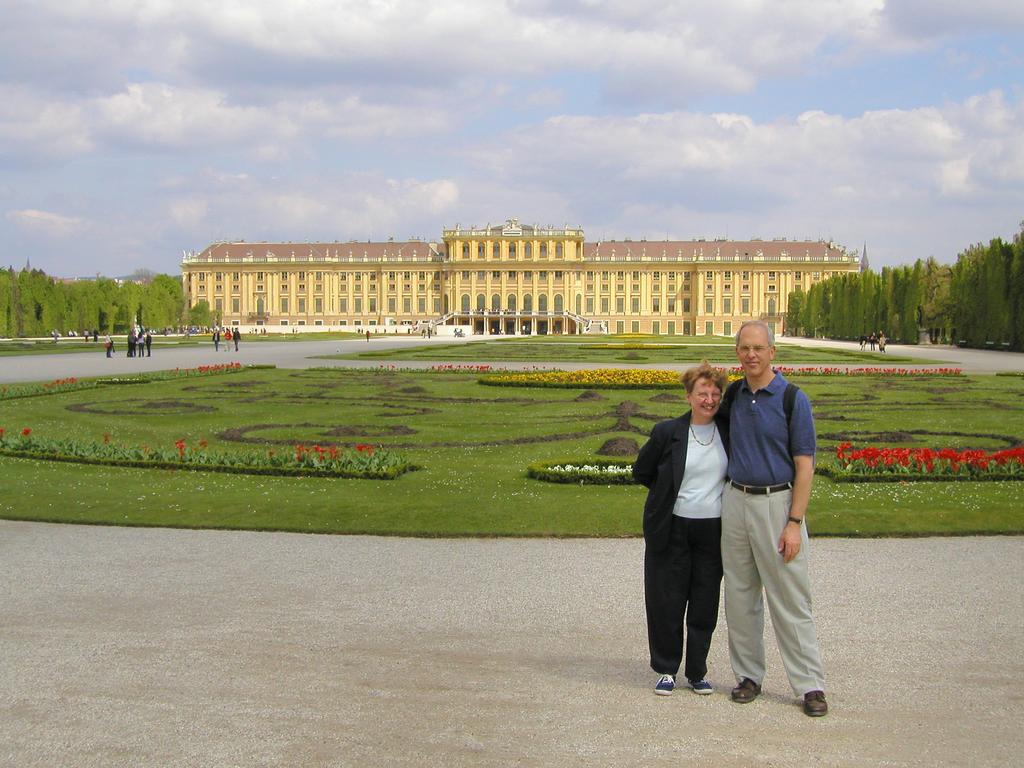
xmin=181 ymin=218 xmax=861 ymax=336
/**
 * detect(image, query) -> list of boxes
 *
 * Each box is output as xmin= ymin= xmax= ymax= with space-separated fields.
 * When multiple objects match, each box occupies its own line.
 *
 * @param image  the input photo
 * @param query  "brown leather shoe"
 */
xmin=803 ymin=690 xmax=828 ymax=717
xmin=730 ymin=677 xmax=762 ymax=703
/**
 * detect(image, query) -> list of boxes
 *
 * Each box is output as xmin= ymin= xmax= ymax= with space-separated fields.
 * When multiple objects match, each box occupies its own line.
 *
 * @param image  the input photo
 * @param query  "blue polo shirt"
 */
xmin=728 ymin=371 xmax=816 ymax=486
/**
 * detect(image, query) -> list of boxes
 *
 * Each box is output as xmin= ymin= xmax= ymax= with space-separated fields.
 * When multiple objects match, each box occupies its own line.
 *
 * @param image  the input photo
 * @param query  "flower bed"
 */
xmin=580 ymin=344 xmax=679 ymax=350
xmin=771 ymin=366 xmax=962 ymax=377
xmin=482 ymin=369 xmax=684 ymax=389
xmin=0 ymin=377 xmax=101 ymax=400
xmin=527 ymin=458 xmax=636 ymax=484
xmin=818 ymin=442 xmax=1024 ymax=482
xmin=0 ymin=429 xmax=418 ymax=479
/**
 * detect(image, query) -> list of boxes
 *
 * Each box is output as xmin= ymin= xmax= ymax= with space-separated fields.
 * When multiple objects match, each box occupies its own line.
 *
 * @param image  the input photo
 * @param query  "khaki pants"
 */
xmin=721 ymin=484 xmax=826 ymax=696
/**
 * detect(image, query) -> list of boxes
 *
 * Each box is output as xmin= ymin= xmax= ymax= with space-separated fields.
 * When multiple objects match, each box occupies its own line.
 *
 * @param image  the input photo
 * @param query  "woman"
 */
xmin=632 ymin=362 xmax=730 ymax=696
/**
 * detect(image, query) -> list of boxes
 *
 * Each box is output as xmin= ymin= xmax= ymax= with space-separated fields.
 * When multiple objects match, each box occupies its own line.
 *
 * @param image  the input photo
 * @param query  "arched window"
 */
xmin=539 ymin=294 xmax=548 ymax=312
xmin=461 ymin=294 xmax=471 ymax=312
xmin=575 ymin=295 xmax=582 ymax=314
xmin=509 ymin=243 xmax=517 ymax=257
xmin=554 ymin=295 xmax=563 ymax=313
xmin=476 ymin=293 xmax=486 ymax=310
xmin=507 ymin=294 xmax=517 ymax=311
xmin=523 ymin=294 xmax=533 ymax=311
xmin=768 ymin=298 xmax=777 ymax=315
xmin=491 ymin=293 xmax=501 ymax=311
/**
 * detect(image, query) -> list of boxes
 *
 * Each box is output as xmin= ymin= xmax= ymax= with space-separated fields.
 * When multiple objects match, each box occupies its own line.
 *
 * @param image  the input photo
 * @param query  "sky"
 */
xmin=2 ymin=1 xmax=1023 ymax=278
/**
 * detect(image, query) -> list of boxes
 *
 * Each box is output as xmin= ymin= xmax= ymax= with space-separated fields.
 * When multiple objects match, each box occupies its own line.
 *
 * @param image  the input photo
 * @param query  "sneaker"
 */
xmin=803 ymin=690 xmax=828 ymax=717
xmin=730 ymin=677 xmax=762 ymax=703
xmin=688 ymin=678 xmax=713 ymax=695
xmin=654 ymin=674 xmax=675 ymax=696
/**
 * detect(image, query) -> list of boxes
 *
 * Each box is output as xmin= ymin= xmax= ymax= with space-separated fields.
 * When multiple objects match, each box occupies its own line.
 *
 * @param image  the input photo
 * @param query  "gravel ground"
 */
xmin=2 ymin=521 xmax=1022 ymax=767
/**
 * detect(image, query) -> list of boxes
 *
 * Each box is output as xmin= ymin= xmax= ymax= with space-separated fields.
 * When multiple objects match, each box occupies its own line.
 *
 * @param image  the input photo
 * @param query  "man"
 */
xmin=233 ymin=327 xmax=241 ymax=351
xmin=721 ymin=320 xmax=828 ymax=717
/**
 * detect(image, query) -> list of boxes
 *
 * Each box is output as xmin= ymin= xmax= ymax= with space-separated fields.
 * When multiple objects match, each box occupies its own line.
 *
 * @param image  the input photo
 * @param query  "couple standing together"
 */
xmin=632 ymin=319 xmax=828 ymax=717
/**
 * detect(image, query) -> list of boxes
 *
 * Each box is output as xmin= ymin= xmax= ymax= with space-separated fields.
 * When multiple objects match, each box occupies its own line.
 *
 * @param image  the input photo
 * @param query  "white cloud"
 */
xmin=6 ymin=208 xmax=88 ymax=236
xmin=457 ymin=90 xmax=1024 ymax=262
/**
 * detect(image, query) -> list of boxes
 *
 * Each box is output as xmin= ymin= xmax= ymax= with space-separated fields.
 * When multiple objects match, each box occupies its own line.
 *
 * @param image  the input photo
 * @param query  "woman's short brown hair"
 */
xmin=681 ymin=361 xmax=727 ymax=395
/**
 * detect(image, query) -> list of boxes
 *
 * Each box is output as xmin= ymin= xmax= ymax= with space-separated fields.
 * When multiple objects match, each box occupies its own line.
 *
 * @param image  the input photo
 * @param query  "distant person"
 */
xmin=868 ymin=333 xmax=877 ymax=352
xmin=233 ymin=328 xmax=241 ymax=351
xmin=127 ymin=331 xmax=136 ymax=358
xmin=145 ymin=331 xmax=152 ymax=357
xmin=213 ymin=329 xmax=220 ymax=351
xmin=224 ymin=329 xmax=233 ymax=350
xmin=859 ymin=335 xmax=866 ymax=351
xmin=633 ymin=362 xmax=730 ymax=697
xmin=104 ymin=334 xmax=113 ymax=358
xmin=366 ymin=330 xmax=371 ymax=342
xmin=878 ymin=332 xmax=887 ymax=353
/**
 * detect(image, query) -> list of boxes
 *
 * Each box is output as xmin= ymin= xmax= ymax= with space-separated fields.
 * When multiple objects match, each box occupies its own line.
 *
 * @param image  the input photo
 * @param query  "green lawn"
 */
xmin=331 ymin=336 xmax=930 ymax=364
xmin=1 ymin=367 xmax=1021 ymax=536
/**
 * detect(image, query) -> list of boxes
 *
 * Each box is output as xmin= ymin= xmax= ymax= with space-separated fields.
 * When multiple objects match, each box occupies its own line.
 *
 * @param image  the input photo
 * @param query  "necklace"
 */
xmin=689 ymin=424 xmax=715 ymax=446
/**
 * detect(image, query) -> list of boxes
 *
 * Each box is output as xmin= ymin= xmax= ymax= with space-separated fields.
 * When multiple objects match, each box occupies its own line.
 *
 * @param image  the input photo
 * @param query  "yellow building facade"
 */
xmin=181 ymin=218 xmax=860 ymax=336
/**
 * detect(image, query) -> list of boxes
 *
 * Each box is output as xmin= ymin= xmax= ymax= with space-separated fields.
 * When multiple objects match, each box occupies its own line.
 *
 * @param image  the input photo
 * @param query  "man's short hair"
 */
xmin=735 ymin=320 xmax=775 ymax=347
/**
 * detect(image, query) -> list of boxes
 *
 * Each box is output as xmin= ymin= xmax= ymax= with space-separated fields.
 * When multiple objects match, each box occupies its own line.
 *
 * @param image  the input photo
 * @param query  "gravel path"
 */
xmin=1 ymin=333 xmax=1022 ymax=384
xmin=2 ymin=521 xmax=1022 ymax=767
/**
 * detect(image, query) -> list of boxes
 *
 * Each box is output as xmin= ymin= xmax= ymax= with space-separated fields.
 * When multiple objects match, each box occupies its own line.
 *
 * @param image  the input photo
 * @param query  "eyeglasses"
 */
xmin=737 ymin=345 xmax=770 ymax=354
xmin=693 ymin=392 xmax=721 ymax=402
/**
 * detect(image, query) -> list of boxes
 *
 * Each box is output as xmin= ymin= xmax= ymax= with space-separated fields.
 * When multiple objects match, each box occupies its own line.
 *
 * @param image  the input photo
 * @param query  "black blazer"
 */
xmin=632 ymin=412 xmax=730 ymax=552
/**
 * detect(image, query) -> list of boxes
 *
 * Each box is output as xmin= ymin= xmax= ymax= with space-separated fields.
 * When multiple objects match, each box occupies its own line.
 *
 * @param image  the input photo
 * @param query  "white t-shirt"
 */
xmin=672 ymin=422 xmax=728 ymax=519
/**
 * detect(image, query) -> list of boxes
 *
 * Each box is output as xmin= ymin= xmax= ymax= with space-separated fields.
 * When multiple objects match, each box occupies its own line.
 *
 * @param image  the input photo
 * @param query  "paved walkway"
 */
xmin=2 ymin=522 xmax=1022 ymax=768
xmin=2 ymin=333 xmax=1023 ymax=383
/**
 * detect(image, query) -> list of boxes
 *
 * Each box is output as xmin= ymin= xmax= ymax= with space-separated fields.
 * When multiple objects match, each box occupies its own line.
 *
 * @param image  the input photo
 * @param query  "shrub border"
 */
xmin=815 ymin=465 xmax=1023 ymax=483
xmin=0 ymin=448 xmax=419 ymax=480
xmin=527 ymin=458 xmax=636 ymax=484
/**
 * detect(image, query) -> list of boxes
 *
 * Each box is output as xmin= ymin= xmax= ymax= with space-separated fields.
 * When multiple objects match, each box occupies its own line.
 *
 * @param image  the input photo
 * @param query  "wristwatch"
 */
xmin=787 ymin=516 xmax=804 ymax=525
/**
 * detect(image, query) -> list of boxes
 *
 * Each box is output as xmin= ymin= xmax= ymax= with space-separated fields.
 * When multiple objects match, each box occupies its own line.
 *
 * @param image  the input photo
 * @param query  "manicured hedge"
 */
xmin=527 ymin=458 xmax=637 ymax=484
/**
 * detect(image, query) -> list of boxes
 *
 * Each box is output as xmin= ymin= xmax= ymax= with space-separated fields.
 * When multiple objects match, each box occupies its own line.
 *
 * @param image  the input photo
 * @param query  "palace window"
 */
xmin=476 ymin=294 xmax=485 ymax=310
xmin=742 ymin=298 xmax=750 ymax=314
xmin=298 ymin=298 xmax=306 ymax=313
xmin=795 ymin=271 xmax=802 ymax=279
xmin=462 ymin=244 xmax=469 ymax=257
xmin=601 ymin=297 xmax=609 ymax=313
xmin=554 ymin=271 xmax=562 ymax=279
xmin=768 ymin=271 xmax=777 ymax=280
xmin=540 ymin=244 xmax=547 ymax=257
xmin=461 ymin=294 xmax=471 ymax=312
xmin=493 ymin=243 xmax=500 ymax=258
xmin=403 ymin=298 xmax=412 ymax=313
xmin=539 ymin=271 xmax=547 ymax=279
xmin=524 ymin=271 xmax=532 ymax=279
xmin=280 ymin=298 xmax=289 ymax=313
xmin=315 ymin=298 xmax=323 ymax=313
xmin=417 ymin=298 xmax=425 ymax=312
xmin=523 ymin=294 xmax=533 ymax=311
xmin=705 ymin=298 xmax=713 ymax=313
xmin=723 ymin=298 xmax=732 ymax=313
xmin=683 ymin=298 xmax=691 ymax=312
xmin=388 ymin=298 xmax=396 ymax=313
xmin=652 ymin=297 xmax=660 ymax=312
xmin=538 ymin=295 xmax=548 ymax=312
xmin=668 ymin=298 xmax=676 ymax=312
xmin=509 ymin=243 xmax=516 ymax=257
xmin=477 ymin=271 xmax=485 ymax=280
xmin=555 ymin=244 xmax=563 ymax=258
xmin=281 ymin=272 xmax=288 ymax=279
xmin=493 ymin=271 xmax=501 ymax=279
xmin=525 ymin=243 xmax=532 ymax=257
xmin=706 ymin=271 xmax=713 ymax=280
xmin=616 ymin=297 xmax=624 ymax=313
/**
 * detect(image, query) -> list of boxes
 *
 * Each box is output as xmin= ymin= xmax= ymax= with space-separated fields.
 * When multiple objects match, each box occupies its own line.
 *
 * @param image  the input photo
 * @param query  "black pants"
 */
xmin=645 ymin=516 xmax=723 ymax=681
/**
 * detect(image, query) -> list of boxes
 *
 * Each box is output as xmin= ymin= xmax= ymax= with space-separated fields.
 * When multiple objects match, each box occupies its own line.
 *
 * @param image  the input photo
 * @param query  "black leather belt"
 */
xmin=730 ymin=480 xmax=793 ymax=495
